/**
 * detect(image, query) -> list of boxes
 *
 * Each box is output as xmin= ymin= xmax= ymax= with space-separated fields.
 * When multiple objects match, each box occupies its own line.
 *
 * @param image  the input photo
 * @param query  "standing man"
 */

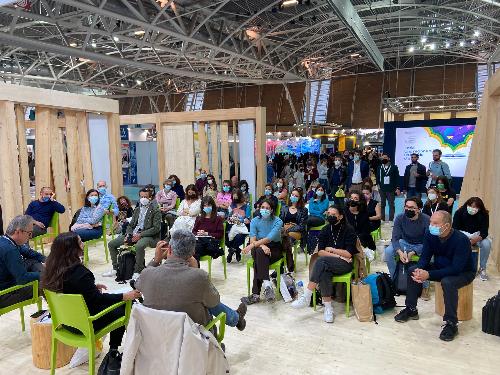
xmin=346 ymin=150 xmax=369 ymax=192
xmin=25 ymin=187 xmax=66 ymax=238
xmin=376 ymin=154 xmax=400 ymax=221
xmin=427 ymin=149 xmax=452 ymax=187
xmin=266 ymin=159 xmax=275 ymax=184
xmin=96 ymin=180 xmax=119 ymax=216
xmin=328 ymin=155 xmax=346 ymax=205
xmin=403 ymin=153 xmax=427 ymax=198
xmin=317 ymin=158 xmax=330 ymax=195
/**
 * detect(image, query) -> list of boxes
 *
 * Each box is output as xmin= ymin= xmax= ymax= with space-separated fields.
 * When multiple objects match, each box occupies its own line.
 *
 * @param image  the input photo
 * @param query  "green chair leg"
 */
xmin=50 ymin=337 xmax=58 ymax=375
xmin=275 ymin=269 xmax=281 ymax=299
xmin=37 ymin=298 xmax=42 ymax=311
xmin=222 ymin=251 xmax=227 ymax=280
xmin=246 ymin=259 xmax=252 ymax=295
xmin=207 ymin=258 xmax=212 ymax=278
xmin=313 ymin=289 xmax=317 ymax=311
xmin=20 ymin=306 xmax=25 ymax=331
xmin=103 ymin=236 xmax=109 ymax=263
xmin=344 ymin=281 xmax=351 ymax=317
xmin=84 ymin=243 xmax=89 ymax=265
xmin=89 ymin=344 xmax=96 ymax=375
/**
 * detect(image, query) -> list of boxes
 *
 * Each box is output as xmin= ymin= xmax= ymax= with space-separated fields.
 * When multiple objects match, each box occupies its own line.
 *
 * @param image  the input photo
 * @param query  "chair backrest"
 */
xmin=44 ymin=290 xmax=93 ymax=337
xmin=49 ymin=213 xmax=60 ymax=235
xmin=101 ymin=214 xmax=112 ymax=236
xmin=276 ymin=202 xmax=282 ymax=217
xmin=175 ymin=198 xmax=181 ymax=210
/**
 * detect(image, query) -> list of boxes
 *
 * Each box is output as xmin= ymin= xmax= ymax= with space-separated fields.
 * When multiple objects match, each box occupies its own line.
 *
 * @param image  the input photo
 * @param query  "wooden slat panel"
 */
xmin=107 ymin=113 xmax=123 ymax=198
xmin=156 ymin=120 xmax=166 ymax=186
xmin=197 ymin=122 xmax=210 ymax=172
xmin=220 ymin=121 xmax=230 ymax=181
xmin=210 ymin=122 xmax=220 ymax=186
xmin=232 ymin=121 xmax=239 ymax=179
xmin=35 ymin=107 xmax=54 ymax=191
xmin=163 ymin=124 xmax=195 ymax=188
xmin=50 ymin=127 xmax=70 ymax=230
xmin=76 ymin=112 xmax=94 ymax=192
xmin=0 ymin=101 xmax=24 ymax=224
xmin=65 ymin=111 xmax=85 ymax=213
xmin=15 ymin=105 xmax=31 ymax=211
xmin=255 ymin=107 xmax=267 ymax=197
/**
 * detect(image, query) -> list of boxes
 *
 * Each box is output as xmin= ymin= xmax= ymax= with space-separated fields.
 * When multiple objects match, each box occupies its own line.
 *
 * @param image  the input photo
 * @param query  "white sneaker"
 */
xmin=132 ymin=273 xmax=140 ymax=280
xmin=324 ymin=307 xmax=335 ymax=323
xmin=479 ymin=269 xmax=489 ymax=281
xmin=102 ymin=269 xmax=116 ymax=277
xmin=291 ymin=295 xmax=309 ymax=309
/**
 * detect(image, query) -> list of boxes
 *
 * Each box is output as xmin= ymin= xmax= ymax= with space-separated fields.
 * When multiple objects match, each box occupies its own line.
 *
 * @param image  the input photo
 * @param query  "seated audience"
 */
xmin=106 ymin=188 xmax=161 ymax=278
xmin=136 ymin=231 xmax=246 ymax=330
xmin=231 ymin=176 xmax=239 ymax=189
xmin=169 ymin=184 xmax=201 ymax=234
xmin=274 ymin=178 xmax=289 ymax=204
xmin=169 ymin=174 xmax=185 ymax=201
xmin=306 ymin=184 xmax=329 ymax=228
xmin=193 ymin=196 xmax=224 ymax=263
xmin=452 ymin=197 xmax=491 ymax=281
xmin=41 ymin=232 xmax=140 ymax=364
xmin=238 ymin=179 xmax=250 ymax=203
xmin=25 ymin=187 xmax=66 ymax=238
xmin=254 ymin=183 xmax=278 ymax=213
xmin=195 ymin=169 xmax=208 ymax=193
xmin=435 ymin=176 xmax=456 ymax=213
xmin=156 ymin=179 xmax=179 ymax=230
xmin=291 ymin=205 xmax=358 ymax=323
xmin=226 ymin=190 xmax=251 ymax=263
xmin=344 ymin=191 xmax=376 ymax=250
xmin=241 ymin=199 xmax=283 ymax=305
xmin=216 ymin=180 xmax=232 ymax=218
xmin=0 ymin=215 xmax=45 ymax=308
xmin=422 ymin=187 xmax=448 ymax=217
xmin=203 ymin=174 xmax=218 ymax=200
xmin=305 ymin=180 xmax=319 ymax=201
xmin=70 ymin=189 xmax=106 ymax=242
xmin=96 ymin=180 xmax=119 ymax=216
xmin=362 ymin=185 xmax=381 ymax=233
xmin=116 ymin=195 xmax=134 ymax=235
xmin=394 ymin=211 xmax=475 ymax=342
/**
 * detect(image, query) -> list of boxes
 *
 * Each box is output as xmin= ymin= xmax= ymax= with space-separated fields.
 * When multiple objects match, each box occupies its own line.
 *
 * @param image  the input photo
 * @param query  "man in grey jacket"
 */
xmin=136 ymin=229 xmax=247 ymax=330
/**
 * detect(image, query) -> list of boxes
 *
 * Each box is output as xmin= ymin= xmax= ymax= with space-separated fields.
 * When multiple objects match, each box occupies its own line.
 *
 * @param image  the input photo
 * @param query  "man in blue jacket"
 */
xmin=25 ymin=187 xmax=66 ymax=238
xmin=394 ymin=210 xmax=475 ymax=342
xmin=346 ymin=149 xmax=369 ymax=192
xmin=0 ymin=215 xmax=46 ymax=308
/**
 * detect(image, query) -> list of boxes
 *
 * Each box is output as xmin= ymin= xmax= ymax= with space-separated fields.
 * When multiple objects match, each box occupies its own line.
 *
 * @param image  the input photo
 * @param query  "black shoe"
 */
xmin=241 ymin=294 xmax=260 ymax=305
xmin=394 ymin=307 xmax=419 ymax=323
xmin=439 ymin=321 xmax=458 ymax=342
xmin=226 ymin=250 xmax=234 ymax=263
xmin=236 ymin=302 xmax=247 ymax=330
xmin=107 ymin=349 xmax=122 ymax=371
xmin=235 ymin=251 xmax=242 ymax=263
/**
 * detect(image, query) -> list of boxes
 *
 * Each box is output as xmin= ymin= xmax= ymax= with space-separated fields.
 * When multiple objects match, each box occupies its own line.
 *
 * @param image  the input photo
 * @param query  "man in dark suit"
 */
xmin=346 ymin=149 xmax=369 ymax=192
xmin=403 ymin=153 xmax=427 ymax=198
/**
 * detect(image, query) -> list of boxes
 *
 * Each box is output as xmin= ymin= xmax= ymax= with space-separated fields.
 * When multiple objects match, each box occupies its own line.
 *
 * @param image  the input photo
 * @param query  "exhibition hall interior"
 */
xmin=1 ymin=0 xmax=500 ymax=374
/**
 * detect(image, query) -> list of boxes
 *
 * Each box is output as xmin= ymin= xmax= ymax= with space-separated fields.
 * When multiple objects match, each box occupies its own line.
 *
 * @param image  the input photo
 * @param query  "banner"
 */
xmin=395 ymin=125 xmax=475 ymax=178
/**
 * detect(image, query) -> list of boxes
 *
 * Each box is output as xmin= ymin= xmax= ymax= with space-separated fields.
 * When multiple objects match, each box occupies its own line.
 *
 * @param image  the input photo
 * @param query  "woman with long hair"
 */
xmin=116 ymin=195 xmax=134 ymax=235
xmin=203 ymin=174 xmax=218 ymax=200
xmin=227 ymin=189 xmax=251 ymax=263
xmin=168 ymin=174 xmax=185 ymax=201
xmin=70 ymin=189 xmax=106 ymax=241
xmin=306 ymin=184 xmax=329 ymax=228
xmin=435 ymin=176 xmax=456 ymax=213
xmin=41 ymin=232 xmax=140 ymax=360
xmin=192 ymin=196 xmax=224 ymax=263
xmin=169 ymin=184 xmax=201 ymax=234
xmin=361 ymin=185 xmax=381 ymax=233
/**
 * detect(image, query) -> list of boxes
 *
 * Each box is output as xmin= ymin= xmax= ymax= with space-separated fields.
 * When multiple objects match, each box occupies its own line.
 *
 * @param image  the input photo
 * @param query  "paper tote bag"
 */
xmin=352 ymin=281 xmax=373 ymax=322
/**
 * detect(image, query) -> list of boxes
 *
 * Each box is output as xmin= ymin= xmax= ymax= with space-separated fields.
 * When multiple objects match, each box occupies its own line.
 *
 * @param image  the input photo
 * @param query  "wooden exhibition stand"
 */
xmin=0 ymin=83 xmax=121 ymax=230
xmin=120 ymin=107 xmax=267 ymax=197
xmin=460 ymin=70 xmax=500 ymax=272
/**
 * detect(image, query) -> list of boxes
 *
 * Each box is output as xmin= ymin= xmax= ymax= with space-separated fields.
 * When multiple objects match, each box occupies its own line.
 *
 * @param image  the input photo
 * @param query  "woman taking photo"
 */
xmin=435 ymin=176 xmax=456 ymax=213
xmin=291 ymin=205 xmax=358 ymax=323
xmin=344 ymin=191 xmax=376 ymax=250
xmin=422 ymin=187 xmax=448 ymax=217
xmin=361 ymin=185 xmax=381 ymax=233
xmin=307 ymin=184 xmax=329 ymax=228
xmin=169 ymin=184 xmax=201 ymax=234
xmin=203 ymin=174 xmax=218 ymax=200
xmin=70 ymin=189 xmax=106 ymax=241
xmin=227 ymin=189 xmax=251 ymax=263
xmin=41 ymin=233 xmax=140 ymax=362
xmin=192 ymin=196 xmax=224 ymax=263
xmin=452 ymin=197 xmax=491 ymax=281
xmin=241 ymin=199 xmax=283 ymax=305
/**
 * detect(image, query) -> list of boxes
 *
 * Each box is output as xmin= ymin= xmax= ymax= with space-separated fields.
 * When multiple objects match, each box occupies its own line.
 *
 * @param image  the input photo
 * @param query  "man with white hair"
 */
xmin=394 ymin=210 xmax=475 ymax=342
xmin=0 ymin=215 xmax=46 ymax=307
xmin=96 ymin=180 xmax=119 ymax=216
xmin=136 ymin=229 xmax=247 ymax=331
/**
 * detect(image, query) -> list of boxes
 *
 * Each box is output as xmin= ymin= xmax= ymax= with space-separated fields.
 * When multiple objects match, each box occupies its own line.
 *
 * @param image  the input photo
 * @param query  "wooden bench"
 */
xmin=435 ymin=281 xmax=473 ymax=321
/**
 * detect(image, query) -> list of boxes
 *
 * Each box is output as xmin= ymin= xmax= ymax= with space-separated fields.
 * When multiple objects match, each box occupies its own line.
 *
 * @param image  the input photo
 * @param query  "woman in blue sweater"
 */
xmin=70 ymin=189 xmax=106 ymax=241
xmin=306 ymin=184 xmax=329 ymax=228
xmin=241 ymin=198 xmax=283 ymax=305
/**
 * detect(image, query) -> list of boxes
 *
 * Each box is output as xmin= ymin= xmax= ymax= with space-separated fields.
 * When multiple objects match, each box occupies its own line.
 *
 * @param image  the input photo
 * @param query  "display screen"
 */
xmin=394 ymin=125 xmax=475 ymax=177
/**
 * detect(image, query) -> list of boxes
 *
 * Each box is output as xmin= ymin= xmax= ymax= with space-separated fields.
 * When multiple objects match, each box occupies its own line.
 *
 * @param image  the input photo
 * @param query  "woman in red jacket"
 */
xmin=192 ymin=196 xmax=224 ymax=264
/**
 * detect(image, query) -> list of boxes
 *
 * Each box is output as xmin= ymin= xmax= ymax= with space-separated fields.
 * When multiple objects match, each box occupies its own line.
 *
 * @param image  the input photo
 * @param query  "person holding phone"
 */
xmin=25 ymin=187 xmax=66 ymax=238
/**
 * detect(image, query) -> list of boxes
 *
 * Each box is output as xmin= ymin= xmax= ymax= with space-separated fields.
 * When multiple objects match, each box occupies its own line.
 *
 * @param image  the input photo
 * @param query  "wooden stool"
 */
xmin=434 ymin=281 xmax=473 ymax=321
xmin=30 ymin=316 xmax=76 ymax=369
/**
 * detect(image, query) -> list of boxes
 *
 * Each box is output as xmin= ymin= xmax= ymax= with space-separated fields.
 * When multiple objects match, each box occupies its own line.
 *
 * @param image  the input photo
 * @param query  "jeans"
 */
xmin=405 ymin=265 xmax=475 ymax=324
xmin=380 ymin=190 xmax=396 ymax=221
xmin=407 ymin=187 xmax=419 ymax=199
xmin=208 ymin=303 xmax=239 ymax=327
xmin=472 ymin=238 xmax=491 ymax=271
xmin=73 ymin=227 xmax=103 ymax=242
xmin=384 ymin=239 xmax=423 ymax=279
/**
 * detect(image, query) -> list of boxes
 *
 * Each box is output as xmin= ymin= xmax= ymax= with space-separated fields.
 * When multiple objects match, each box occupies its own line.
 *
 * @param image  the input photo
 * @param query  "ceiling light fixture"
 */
xmin=420 ymin=36 xmax=427 ymax=43
xmin=445 ymin=42 xmax=450 ymax=48
xmin=91 ymin=41 xmax=97 ymax=48
xmin=468 ymin=102 xmax=474 ymax=106
xmin=136 ymin=80 xmax=142 ymax=85
xmin=408 ymin=46 xmax=415 ymax=53
xmin=415 ymin=106 xmax=421 ymax=109
xmin=134 ymin=30 xmax=145 ymax=36
xmin=282 ymin=0 xmax=299 ymax=6
xmin=473 ymin=30 xmax=480 ymax=37
xmin=459 ymin=41 xmax=465 ymax=47
xmin=350 ymin=53 xmax=360 ymax=58
xmin=69 ymin=42 xmax=77 ymax=47
xmin=439 ymin=105 xmax=445 ymax=109
xmin=113 ymin=36 xmax=119 ymax=42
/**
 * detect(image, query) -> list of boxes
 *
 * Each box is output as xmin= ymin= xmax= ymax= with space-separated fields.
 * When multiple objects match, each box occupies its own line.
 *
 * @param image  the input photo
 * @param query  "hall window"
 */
xmin=185 ymin=91 xmax=205 ymax=111
xmin=303 ymin=79 xmax=331 ymax=124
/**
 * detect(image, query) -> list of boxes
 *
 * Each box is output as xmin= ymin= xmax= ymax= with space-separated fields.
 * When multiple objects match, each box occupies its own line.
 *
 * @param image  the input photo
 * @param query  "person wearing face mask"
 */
xmin=293 ymin=164 xmax=305 ymax=191
xmin=362 ymin=185 xmax=381 ymax=232
xmin=318 ymin=158 xmax=330 ymax=195
xmin=422 ymin=187 xmax=448 ymax=217
xmin=169 ymin=185 xmax=202 ymax=235
xmin=304 ymin=161 xmax=319 ymax=191
xmin=343 ymin=191 xmax=376 ymax=251
xmin=238 ymin=179 xmax=250 ymax=203
xmin=96 ymin=180 xmax=119 ymax=216
xmin=216 ymin=180 xmax=233 ymax=218
xmin=376 ymin=153 xmax=400 ymax=222
xmin=116 ymin=195 xmax=134 ymax=235
xmin=275 ymin=178 xmax=289 ymax=204
xmin=105 ymin=189 xmax=161 ymax=279
xmin=192 ymin=196 xmax=225 ymax=264
xmin=426 ymin=149 xmax=452 ymax=187
xmin=328 ymin=156 xmax=346 ymax=204
xmin=70 ymin=189 xmax=106 ymax=242
xmin=226 ymin=190 xmax=251 ymax=263
xmin=346 ymin=150 xmax=369 ymax=193
xmin=267 ymin=158 xmax=275 ymax=184
xmin=403 ymin=153 xmax=427 ymax=199
xmin=307 ymin=184 xmax=329 ymax=228
xmin=394 ymin=210 xmax=474 ymax=342
xmin=291 ymin=205 xmax=358 ymax=323
xmin=241 ymin=199 xmax=283 ymax=305
xmin=254 ymin=184 xmax=278 ymax=214
xmin=195 ymin=169 xmax=208 ymax=193
xmin=168 ymin=174 xmax=185 ymax=201
xmin=452 ymin=197 xmax=491 ymax=281
xmin=156 ymin=179 xmax=179 ymax=235
xmin=435 ymin=176 xmax=456 ymax=213
xmin=203 ymin=174 xmax=218 ymax=200
xmin=25 ymin=186 xmax=66 ymax=238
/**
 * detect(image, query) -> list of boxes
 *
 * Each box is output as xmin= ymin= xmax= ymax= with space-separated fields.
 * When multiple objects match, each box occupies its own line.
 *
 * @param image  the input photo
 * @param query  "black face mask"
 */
xmin=327 ymin=215 xmax=338 ymax=225
xmin=405 ymin=209 xmax=416 ymax=219
xmin=381 ymin=159 xmax=389 ymax=164
xmin=188 ymin=193 xmax=197 ymax=199
xmin=349 ymin=201 xmax=358 ymax=208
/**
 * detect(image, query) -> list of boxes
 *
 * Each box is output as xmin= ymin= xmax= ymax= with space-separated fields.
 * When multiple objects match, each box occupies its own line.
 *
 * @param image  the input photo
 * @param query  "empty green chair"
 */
xmin=293 ymin=240 xmax=308 ymax=269
xmin=33 ymin=213 xmax=60 ymax=255
xmin=0 ymin=280 xmax=42 ymax=331
xmin=44 ymin=289 xmax=132 ymax=375
xmin=246 ymin=253 xmax=286 ymax=299
xmin=200 ymin=223 xmax=227 ymax=280
xmin=83 ymin=214 xmax=112 ymax=266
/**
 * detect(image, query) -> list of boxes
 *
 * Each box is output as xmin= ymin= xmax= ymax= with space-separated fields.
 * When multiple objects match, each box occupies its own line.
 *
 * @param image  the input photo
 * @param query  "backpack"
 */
xmin=115 ymin=247 xmax=136 ymax=283
xmin=364 ymin=272 xmax=396 ymax=315
xmin=482 ymin=291 xmax=500 ymax=337
xmin=393 ymin=260 xmax=417 ymax=295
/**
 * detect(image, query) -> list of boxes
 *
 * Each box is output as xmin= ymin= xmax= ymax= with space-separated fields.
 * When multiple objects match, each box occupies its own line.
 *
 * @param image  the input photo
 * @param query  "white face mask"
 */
xmin=427 ymin=193 xmax=437 ymax=201
xmin=334 ymin=160 xmax=341 ymax=167
xmin=140 ymin=197 xmax=150 ymax=206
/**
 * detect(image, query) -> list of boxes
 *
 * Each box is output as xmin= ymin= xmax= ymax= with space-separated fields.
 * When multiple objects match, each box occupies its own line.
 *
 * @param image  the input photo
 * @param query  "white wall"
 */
xmin=136 ymin=142 xmax=159 ymax=186
xmin=88 ymin=113 xmax=111 ymax=190
xmin=238 ymin=120 xmax=256 ymax=199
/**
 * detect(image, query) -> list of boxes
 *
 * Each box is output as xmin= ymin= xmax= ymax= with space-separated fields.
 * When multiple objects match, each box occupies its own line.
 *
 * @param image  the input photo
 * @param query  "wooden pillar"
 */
xmin=156 ymin=118 xmax=166 ymax=186
xmin=106 ymin=113 xmax=123 ymax=198
xmin=14 ymin=105 xmax=31 ymax=211
xmin=76 ymin=112 xmax=93 ymax=192
xmin=197 ymin=122 xmax=210 ymax=172
xmin=210 ymin=122 xmax=220 ymax=186
xmin=0 ymin=101 xmax=24 ymax=225
xmin=65 ymin=111 xmax=85 ymax=213
xmin=220 ymin=121 xmax=230 ymax=181
xmin=35 ymin=107 xmax=54 ymax=191
xmin=255 ymin=107 xmax=267 ymax=197
xmin=50 ymin=127 xmax=70 ymax=230
xmin=232 ymin=121 xmax=239 ymax=179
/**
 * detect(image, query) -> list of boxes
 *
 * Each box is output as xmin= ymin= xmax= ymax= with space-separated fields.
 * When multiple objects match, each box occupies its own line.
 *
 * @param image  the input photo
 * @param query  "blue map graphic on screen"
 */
xmin=424 ymin=125 xmax=475 ymax=152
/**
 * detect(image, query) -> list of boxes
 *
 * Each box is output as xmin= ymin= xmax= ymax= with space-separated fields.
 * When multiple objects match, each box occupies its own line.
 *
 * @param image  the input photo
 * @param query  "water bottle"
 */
xmin=297 ymin=280 xmax=304 ymax=297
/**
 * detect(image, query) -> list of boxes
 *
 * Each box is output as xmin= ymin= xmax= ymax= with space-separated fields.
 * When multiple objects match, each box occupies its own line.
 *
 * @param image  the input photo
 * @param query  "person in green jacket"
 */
xmin=376 ymin=153 xmax=400 ymax=221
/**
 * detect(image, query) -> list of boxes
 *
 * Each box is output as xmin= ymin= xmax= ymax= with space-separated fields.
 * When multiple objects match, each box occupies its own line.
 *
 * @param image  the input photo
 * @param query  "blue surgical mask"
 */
xmin=429 ymin=225 xmax=441 ymax=236
xmin=164 ymin=185 xmax=171 ymax=191
xmin=260 ymin=209 xmax=271 ymax=218
xmin=203 ymin=206 xmax=213 ymax=214
xmin=240 ymin=186 xmax=247 ymax=192
xmin=223 ymin=186 xmax=230 ymax=193
xmin=353 ymin=155 xmax=360 ymax=162
xmin=200 ymin=173 xmax=207 ymax=179
xmin=88 ymin=196 xmax=99 ymax=205
xmin=41 ymin=197 xmax=50 ymax=203
xmin=98 ymin=187 xmax=106 ymax=195
xmin=264 ymin=189 xmax=272 ymax=196
xmin=290 ymin=195 xmax=299 ymax=204
xmin=316 ymin=190 xmax=324 ymax=197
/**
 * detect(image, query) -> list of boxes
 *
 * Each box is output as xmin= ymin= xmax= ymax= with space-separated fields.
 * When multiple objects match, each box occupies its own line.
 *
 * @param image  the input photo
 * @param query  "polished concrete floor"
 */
xmin=1 ymin=224 xmax=499 ymax=375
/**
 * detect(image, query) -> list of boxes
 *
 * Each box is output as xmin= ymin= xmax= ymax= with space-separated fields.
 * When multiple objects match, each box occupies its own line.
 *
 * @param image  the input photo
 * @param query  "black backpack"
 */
xmin=482 ymin=291 xmax=500 ymax=337
xmin=115 ymin=248 xmax=135 ymax=283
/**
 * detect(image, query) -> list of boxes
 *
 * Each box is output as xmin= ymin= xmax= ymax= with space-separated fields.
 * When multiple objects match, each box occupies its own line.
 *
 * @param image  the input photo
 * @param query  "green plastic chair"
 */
xmin=0 ymin=280 xmax=42 ymax=331
xmin=33 ymin=213 xmax=60 ymax=255
xmin=175 ymin=198 xmax=181 ymax=210
xmin=83 ymin=214 xmax=112 ymax=266
xmin=312 ymin=256 xmax=358 ymax=317
xmin=246 ymin=253 xmax=286 ymax=298
xmin=200 ymin=222 xmax=227 ymax=280
xmin=276 ymin=202 xmax=282 ymax=217
xmin=44 ymin=290 xmax=132 ymax=375
xmin=205 ymin=312 xmax=226 ymax=344
xmin=371 ymin=227 xmax=381 ymax=242
xmin=293 ymin=240 xmax=308 ymax=269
